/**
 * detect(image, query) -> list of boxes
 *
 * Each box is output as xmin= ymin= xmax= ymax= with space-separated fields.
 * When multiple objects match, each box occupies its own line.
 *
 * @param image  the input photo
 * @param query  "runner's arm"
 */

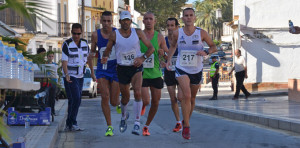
xmin=101 ymin=31 xmax=116 ymax=64
xmin=87 ymin=31 xmax=97 ymax=80
xmin=200 ymin=30 xmax=217 ymax=55
xmin=158 ymin=33 xmax=169 ymax=59
xmin=166 ymin=30 xmax=178 ymax=70
xmin=136 ymin=29 xmax=154 ymax=58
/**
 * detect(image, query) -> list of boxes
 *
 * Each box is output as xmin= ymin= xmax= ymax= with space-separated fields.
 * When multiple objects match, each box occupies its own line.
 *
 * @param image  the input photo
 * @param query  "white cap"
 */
xmin=120 ymin=11 xmax=131 ymax=20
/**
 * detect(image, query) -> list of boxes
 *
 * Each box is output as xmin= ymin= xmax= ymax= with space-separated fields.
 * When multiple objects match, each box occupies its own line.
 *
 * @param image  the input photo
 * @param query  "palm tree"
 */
xmin=194 ymin=0 xmax=228 ymax=39
xmin=195 ymin=1 xmax=218 ymax=35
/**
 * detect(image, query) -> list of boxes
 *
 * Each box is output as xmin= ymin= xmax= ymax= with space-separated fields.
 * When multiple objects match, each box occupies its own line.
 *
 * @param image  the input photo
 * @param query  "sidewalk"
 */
xmin=3 ymin=99 xmax=68 ymax=148
xmin=195 ymin=89 xmax=300 ymax=133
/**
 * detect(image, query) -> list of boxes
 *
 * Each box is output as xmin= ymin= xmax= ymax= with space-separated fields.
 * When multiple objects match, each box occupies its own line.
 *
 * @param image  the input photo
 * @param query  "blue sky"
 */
xmin=186 ymin=0 xmax=197 ymax=4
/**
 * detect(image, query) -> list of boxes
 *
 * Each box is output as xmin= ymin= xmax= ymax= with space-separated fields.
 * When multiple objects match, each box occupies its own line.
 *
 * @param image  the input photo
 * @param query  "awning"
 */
xmin=0 ymin=21 xmax=20 ymax=37
xmin=221 ymin=35 xmax=233 ymax=42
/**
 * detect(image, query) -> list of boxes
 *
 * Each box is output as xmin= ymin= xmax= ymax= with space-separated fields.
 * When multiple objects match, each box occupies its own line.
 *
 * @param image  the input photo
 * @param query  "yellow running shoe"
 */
xmin=105 ymin=126 xmax=114 ymax=136
xmin=116 ymin=105 xmax=121 ymax=114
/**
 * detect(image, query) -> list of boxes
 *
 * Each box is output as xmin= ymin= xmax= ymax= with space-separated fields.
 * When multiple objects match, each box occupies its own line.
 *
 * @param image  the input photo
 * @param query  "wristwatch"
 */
xmin=143 ymin=54 xmax=147 ymax=59
xmin=204 ymin=50 xmax=209 ymax=55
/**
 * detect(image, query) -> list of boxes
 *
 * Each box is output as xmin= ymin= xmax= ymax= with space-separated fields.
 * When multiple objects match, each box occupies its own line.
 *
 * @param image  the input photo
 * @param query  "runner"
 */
xmin=101 ymin=11 xmax=154 ymax=135
xmin=164 ymin=18 xmax=183 ymax=132
xmin=88 ymin=11 xmax=121 ymax=137
xmin=166 ymin=8 xmax=217 ymax=139
xmin=139 ymin=12 xmax=168 ymax=136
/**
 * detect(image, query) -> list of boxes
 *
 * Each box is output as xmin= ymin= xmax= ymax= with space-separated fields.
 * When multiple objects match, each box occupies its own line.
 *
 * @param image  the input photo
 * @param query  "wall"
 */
xmin=36 ymin=0 xmax=58 ymax=35
xmin=233 ymin=0 xmax=300 ymax=85
xmin=68 ymin=0 xmax=78 ymax=23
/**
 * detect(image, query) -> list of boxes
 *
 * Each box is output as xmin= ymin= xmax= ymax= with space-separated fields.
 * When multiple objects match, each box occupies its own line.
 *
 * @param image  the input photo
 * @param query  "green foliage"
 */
xmin=0 ymin=116 xmax=11 ymax=144
xmin=194 ymin=0 xmax=232 ymax=38
xmin=0 ymin=0 xmax=54 ymax=29
xmin=213 ymin=39 xmax=221 ymax=46
xmin=135 ymin=0 xmax=187 ymax=31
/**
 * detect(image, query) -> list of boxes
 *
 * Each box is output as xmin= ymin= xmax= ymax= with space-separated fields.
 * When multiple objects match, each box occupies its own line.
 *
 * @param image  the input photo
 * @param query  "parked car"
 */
xmin=220 ymin=42 xmax=232 ymax=50
xmin=93 ymin=66 xmax=101 ymax=95
xmin=218 ymin=51 xmax=226 ymax=59
xmin=82 ymin=68 xmax=98 ymax=98
xmin=209 ymin=54 xmax=220 ymax=65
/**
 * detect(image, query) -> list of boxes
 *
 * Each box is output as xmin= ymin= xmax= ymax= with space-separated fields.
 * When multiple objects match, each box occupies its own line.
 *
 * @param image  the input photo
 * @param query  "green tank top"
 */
xmin=140 ymin=31 xmax=162 ymax=79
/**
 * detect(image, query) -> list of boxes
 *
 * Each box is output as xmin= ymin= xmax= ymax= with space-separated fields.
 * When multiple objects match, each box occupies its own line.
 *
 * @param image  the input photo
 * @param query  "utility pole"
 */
xmin=81 ymin=0 xmax=85 ymax=38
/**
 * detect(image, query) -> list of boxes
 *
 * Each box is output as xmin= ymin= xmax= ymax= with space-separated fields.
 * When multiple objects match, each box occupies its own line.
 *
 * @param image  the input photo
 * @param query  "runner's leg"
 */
xmin=119 ymin=83 xmax=130 ymax=119
xmin=167 ymin=85 xmax=180 ymax=121
xmin=131 ymin=72 xmax=143 ymax=124
xmin=99 ymin=78 xmax=112 ymax=126
xmin=110 ymin=80 xmax=120 ymax=106
xmin=190 ymin=84 xmax=200 ymax=118
xmin=177 ymin=75 xmax=191 ymax=127
xmin=145 ymin=87 xmax=161 ymax=126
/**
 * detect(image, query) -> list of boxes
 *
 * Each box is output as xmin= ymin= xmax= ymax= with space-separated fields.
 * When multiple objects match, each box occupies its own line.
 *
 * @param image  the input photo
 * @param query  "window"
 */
xmin=49 ymin=46 xmax=53 ymax=51
xmin=58 ymin=3 xmax=61 ymax=22
xmin=64 ymin=3 xmax=67 ymax=22
xmin=39 ymin=45 xmax=43 ymax=48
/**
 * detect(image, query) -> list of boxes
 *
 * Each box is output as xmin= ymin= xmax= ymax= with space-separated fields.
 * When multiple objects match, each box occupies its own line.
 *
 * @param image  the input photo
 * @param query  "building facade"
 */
xmin=232 ymin=0 xmax=300 ymax=91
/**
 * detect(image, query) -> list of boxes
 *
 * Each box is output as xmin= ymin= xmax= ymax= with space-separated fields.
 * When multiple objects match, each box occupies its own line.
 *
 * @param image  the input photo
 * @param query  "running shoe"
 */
xmin=105 ymin=126 xmax=114 ymax=136
xmin=116 ymin=105 xmax=121 ymax=114
xmin=173 ymin=123 xmax=182 ymax=132
xmin=141 ymin=105 xmax=146 ymax=116
xmin=132 ymin=124 xmax=140 ymax=135
xmin=72 ymin=125 xmax=85 ymax=131
xmin=142 ymin=127 xmax=150 ymax=136
xmin=119 ymin=112 xmax=129 ymax=133
xmin=182 ymin=127 xmax=191 ymax=140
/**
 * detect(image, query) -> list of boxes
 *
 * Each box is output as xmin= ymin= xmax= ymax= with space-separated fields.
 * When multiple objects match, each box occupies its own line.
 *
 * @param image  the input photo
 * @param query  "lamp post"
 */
xmin=216 ymin=8 xmax=222 ymax=40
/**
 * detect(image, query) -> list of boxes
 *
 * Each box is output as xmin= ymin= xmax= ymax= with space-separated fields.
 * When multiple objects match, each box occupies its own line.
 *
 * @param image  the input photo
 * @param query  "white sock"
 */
xmin=177 ymin=121 xmax=182 ymax=124
xmin=144 ymin=125 xmax=149 ymax=128
xmin=133 ymin=100 xmax=143 ymax=123
xmin=121 ymin=103 xmax=128 ymax=120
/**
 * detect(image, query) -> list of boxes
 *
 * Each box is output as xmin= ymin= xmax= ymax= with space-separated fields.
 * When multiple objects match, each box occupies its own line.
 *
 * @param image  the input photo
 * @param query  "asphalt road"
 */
xmin=55 ymin=98 xmax=300 ymax=148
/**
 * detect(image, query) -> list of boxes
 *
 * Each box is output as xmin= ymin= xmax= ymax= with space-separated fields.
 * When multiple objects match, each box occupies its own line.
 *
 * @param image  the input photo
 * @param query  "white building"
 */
xmin=232 ymin=0 xmax=300 ymax=91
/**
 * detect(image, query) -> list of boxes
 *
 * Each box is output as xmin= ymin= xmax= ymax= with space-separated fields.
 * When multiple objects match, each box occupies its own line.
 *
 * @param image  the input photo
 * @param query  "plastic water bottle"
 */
xmin=23 ymin=58 xmax=29 ymax=82
xmin=289 ymin=20 xmax=296 ymax=33
xmin=102 ymin=63 xmax=107 ymax=70
xmin=3 ymin=42 xmax=11 ymax=78
xmin=28 ymin=59 xmax=34 ymax=82
xmin=9 ymin=44 xmax=18 ymax=79
xmin=24 ymin=115 xmax=30 ymax=128
xmin=0 ymin=37 xmax=4 ymax=78
xmin=17 ymin=50 xmax=24 ymax=81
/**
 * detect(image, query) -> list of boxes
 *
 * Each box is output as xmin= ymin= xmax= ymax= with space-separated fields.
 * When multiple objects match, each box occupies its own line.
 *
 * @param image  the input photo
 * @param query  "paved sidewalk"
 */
xmin=195 ymin=91 xmax=300 ymax=133
xmin=3 ymin=99 xmax=68 ymax=148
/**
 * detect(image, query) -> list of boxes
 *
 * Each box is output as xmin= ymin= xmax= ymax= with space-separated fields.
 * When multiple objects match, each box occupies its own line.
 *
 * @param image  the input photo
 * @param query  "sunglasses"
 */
xmin=72 ymin=32 xmax=82 ymax=35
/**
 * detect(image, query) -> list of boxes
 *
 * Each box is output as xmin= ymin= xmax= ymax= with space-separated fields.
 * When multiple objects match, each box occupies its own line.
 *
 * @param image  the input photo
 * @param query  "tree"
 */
xmin=194 ymin=0 xmax=231 ymax=39
xmin=135 ymin=0 xmax=187 ymax=31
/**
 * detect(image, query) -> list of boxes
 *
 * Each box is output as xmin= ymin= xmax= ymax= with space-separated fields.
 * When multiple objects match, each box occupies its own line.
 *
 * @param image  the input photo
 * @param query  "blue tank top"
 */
xmin=97 ymin=28 xmax=117 ymax=75
xmin=165 ymin=37 xmax=178 ymax=56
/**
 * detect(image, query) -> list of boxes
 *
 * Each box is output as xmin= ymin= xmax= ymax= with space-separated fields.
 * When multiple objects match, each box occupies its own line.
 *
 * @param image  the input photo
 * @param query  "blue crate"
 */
xmin=7 ymin=107 xmax=51 ymax=126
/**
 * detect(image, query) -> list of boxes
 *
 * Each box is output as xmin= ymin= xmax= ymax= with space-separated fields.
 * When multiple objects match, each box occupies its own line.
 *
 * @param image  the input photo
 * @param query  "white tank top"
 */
xmin=176 ymin=27 xmax=204 ymax=74
xmin=115 ymin=28 xmax=141 ymax=66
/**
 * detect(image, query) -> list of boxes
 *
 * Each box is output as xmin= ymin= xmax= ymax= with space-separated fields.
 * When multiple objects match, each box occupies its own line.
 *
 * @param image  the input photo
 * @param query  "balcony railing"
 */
xmin=58 ymin=22 xmax=72 ymax=37
xmin=0 ymin=8 xmax=24 ymax=28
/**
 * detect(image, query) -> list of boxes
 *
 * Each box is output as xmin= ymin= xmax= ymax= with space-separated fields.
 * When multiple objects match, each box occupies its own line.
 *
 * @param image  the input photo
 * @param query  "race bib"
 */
xmin=121 ymin=50 xmax=136 ymax=66
xmin=143 ymin=54 xmax=154 ymax=68
xmin=170 ymin=57 xmax=177 ymax=71
xmin=100 ymin=46 xmax=116 ymax=60
xmin=180 ymin=50 xmax=197 ymax=67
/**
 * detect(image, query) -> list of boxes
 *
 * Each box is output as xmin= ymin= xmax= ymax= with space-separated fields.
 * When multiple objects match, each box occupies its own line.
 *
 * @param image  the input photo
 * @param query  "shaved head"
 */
xmin=143 ymin=11 xmax=155 ymax=20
